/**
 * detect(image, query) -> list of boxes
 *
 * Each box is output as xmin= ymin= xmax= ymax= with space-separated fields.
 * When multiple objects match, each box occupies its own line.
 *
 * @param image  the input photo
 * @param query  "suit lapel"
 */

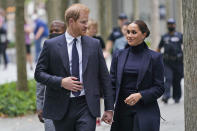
xmin=57 ymin=35 xmax=71 ymax=75
xmin=81 ymin=36 xmax=89 ymax=74
xmin=117 ymin=48 xmax=130 ymax=85
xmin=136 ymin=49 xmax=151 ymax=88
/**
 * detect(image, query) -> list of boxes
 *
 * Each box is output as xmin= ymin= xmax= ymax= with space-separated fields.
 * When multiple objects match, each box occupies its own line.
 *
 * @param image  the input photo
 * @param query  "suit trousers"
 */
xmin=163 ymin=62 xmax=183 ymax=101
xmin=44 ymin=118 xmax=55 ymax=131
xmin=53 ymin=96 xmax=96 ymax=131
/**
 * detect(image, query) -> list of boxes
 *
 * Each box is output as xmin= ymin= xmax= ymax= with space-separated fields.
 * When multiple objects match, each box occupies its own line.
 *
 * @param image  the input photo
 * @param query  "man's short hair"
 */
xmin=50 ymin=20 xmax=66 ymax=30
xmin=123 ymin=21 xmax=130 ymax=26
xmin=51 ymin=20 xmax=65 ymax=26
xmin=65 ymin=3 xmax=89 ymax=26
xmin=167 ymin=18 xmax=176 ymax=24
xmin=118 ymin=13 xmax=128 ymax=19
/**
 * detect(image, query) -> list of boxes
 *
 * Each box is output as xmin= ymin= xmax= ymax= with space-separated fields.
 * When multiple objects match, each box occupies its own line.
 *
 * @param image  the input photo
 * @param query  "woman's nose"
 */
xmin=127 ymin=33 xmax=132 ymax=38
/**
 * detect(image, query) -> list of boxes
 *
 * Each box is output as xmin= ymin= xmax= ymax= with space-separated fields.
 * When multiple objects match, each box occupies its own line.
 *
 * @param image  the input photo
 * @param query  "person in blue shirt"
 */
xmin=34 ymin=16 xmax=49 ymax=62
xmin=105 ymin=13 xmax=128 ymax=58
xmin=113 ymin=21 xmax=130 ymax=52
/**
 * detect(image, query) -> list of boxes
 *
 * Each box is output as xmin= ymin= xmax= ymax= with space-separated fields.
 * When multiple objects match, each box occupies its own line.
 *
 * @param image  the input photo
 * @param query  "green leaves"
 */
xmin=0 ymin=80 xmax=36 ymax=117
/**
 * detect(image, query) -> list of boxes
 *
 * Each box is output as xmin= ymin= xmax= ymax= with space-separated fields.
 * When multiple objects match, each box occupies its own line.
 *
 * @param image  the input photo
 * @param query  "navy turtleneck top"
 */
xmin=120 ymin=42 xmax=146 ymax=94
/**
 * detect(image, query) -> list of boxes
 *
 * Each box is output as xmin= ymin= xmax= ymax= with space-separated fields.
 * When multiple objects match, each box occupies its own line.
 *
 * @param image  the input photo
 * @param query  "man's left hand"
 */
xmin=37 ymin=110 xmax=44 ymax=123
xmin=101 ymin=111 xmax=113 ymax=125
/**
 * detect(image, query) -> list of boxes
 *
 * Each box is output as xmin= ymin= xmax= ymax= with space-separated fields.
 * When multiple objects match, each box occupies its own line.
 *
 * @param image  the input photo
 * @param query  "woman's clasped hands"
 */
xmin=124 ymin=93 xmax=142 ymax=106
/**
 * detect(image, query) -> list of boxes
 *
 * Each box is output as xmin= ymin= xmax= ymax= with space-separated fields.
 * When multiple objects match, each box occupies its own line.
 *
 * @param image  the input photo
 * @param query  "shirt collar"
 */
xmin=65 ymin=31 xmax=81 ymax=45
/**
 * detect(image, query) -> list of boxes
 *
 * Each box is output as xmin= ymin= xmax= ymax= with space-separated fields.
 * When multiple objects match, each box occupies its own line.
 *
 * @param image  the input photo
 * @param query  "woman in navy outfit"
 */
xmin=110 ymin=20 xmax=165 ymax=131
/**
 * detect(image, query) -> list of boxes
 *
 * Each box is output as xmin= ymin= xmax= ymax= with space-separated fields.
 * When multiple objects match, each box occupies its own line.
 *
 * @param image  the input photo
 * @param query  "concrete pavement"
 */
xmin=0 ymin=99 xmax=184 ymax=131
xmin=0 ymin=63 xmax=35 ymax=84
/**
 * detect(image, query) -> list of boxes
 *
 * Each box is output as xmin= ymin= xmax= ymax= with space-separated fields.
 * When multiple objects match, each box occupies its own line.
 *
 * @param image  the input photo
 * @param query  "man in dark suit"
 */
xmin=34 ymin=3 xmax=114 ymax=131
xmin=36 ymin=20 xmax=66 ymax=131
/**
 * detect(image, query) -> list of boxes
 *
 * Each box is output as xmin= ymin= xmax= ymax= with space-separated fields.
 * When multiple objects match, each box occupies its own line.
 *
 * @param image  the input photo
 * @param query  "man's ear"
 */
xmin=68 ymin=18 xmax=74 ymax=25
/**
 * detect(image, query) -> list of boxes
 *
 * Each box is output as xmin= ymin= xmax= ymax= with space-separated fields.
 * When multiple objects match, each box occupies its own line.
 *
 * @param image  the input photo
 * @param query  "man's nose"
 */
xmin=84 ymin=24 xmax=88 ymax=28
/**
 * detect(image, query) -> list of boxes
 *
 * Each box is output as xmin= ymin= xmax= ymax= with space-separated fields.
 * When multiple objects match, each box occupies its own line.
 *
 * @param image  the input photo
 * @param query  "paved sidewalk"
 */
xmin=0 ymin=99 xmax=184 ymax=131
xmin=0 ymin=63 xmax=35 ymax=84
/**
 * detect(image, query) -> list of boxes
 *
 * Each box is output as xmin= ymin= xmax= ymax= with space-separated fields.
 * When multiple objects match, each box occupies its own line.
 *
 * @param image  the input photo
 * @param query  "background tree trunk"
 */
xmin=46 ymin=0 xmax=69 ymax=26
xmin=183 ymin=0 xmax=197 ymax=130
xmin=98 ymin=0 xmax=106 ymax=40
xmin=0 ymin=0 xmax=15 ymax=11
xmin=15 ymin=0 xmax=27 ymax=91
xmin=60 ymin=0 xmax=69 ymax=22
xmin=46 ymin=0 xmax=62 ymax=26
xmin=106 ymin=0 xmax=112 ymax=40
xmin=0 ymin=0 xmax=7 ymax=10
xmin=165 ymin=0 xmax=170 ymax=19
xmin=73 ymin=0 xmax=79 ymax=3
xmin=133 ymin=0 xmax=139 ymax=20
xmin=98 ymin=0 xmax=112 ymax=41
xmin=150 ymin=0 xmax=160 ymax=50
xmin=176 ymin=0 xmax=183 ymax=33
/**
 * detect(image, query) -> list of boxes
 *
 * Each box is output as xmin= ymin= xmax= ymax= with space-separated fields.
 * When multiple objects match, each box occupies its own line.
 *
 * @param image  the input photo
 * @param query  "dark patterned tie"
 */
xmin=72 ymin=38 xmax=81 ymax=96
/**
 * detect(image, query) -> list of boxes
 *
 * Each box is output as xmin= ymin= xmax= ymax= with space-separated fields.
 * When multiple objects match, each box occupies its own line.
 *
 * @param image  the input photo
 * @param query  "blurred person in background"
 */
xmin=0 ymin=15 xmax=8 ymax=69
xmin=36 ymin=20 xmax=66 ymax=131
xmin=156 ymin=18 xmax=183 ymax=104
xmin=0 ymin=8 xmax=7 ymax=30
xmin=113 ymin=21 xmax=130 ymax=52
xmin=110 ymin=20 xmax=164 ymax=131
xmin=86 ymin=19 xmax=105 ymax=49
xmin=104 ymin=13 xmax=128 ymax=58
xmin=33 ymin=13 xmax=49 ymax=62
xmin=24 ymin=20 xmax=33 ymax=70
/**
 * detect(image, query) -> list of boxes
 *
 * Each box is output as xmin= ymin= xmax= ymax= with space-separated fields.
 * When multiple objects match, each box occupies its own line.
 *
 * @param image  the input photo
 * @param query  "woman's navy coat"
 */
xmin=110 ymin=45 xmax=165 ymax=131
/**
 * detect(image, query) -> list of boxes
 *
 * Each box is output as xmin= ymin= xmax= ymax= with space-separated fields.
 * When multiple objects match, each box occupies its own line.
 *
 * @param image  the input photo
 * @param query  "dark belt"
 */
xmin=163 ymin=54 xmax=183 ymax=61
xmin=70 ymin=95 xmax=85 ymax=101
xmin=119 ymin=88 xmax=137 ymax=94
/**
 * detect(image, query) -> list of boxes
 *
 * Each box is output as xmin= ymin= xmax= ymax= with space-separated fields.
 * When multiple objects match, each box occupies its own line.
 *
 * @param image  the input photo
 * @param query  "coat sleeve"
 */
xmin=36 ymin=82 xmax=45 ymax=110
xmin=158 ymin=35 xmax=164 ymax=49
xmin=110 ymin=50 xmax=120 ymax=102
xmin=34 ymin=40 xmax=63 ymax=90
xmin=97 ymin=42 xmax=114 ymax=111
xmin=140 ymin=53 xmax=165 ymax=104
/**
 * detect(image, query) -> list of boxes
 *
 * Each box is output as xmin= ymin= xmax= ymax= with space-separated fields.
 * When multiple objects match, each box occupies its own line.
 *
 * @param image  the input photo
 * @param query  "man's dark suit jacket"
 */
xmin=110 ymin=44 xmax=165 ymax=131
xmin=34 ymin=34 xmax=114 ymax=120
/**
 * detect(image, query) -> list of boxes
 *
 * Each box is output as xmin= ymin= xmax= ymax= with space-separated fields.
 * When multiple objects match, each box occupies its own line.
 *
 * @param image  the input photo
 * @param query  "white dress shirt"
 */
xmin=65 ymin=31 xmax=85 ymax=97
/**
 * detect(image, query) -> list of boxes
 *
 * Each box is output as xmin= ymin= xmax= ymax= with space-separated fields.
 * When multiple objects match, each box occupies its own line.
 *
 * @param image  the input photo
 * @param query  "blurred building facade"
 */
xmin=81 ymin=0 xmax=182 ymax=38
xmin=0 ymin=0 xmax=182 ymax=44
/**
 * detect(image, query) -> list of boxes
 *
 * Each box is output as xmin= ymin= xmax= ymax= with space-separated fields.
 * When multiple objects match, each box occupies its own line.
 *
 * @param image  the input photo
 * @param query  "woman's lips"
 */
xmin=128 ymin=38 xmax=134 ymax=42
